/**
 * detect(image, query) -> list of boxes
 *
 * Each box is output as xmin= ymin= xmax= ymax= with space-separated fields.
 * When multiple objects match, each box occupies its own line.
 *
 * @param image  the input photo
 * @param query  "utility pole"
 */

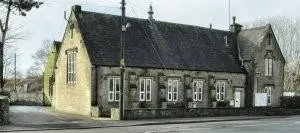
xmin=228 ymin=0 xmax=231 ymax=29
xmin=14 ymin=53 xmax=16 ymax=92
xmin=119 ymin=0 xmax=126 ymax=120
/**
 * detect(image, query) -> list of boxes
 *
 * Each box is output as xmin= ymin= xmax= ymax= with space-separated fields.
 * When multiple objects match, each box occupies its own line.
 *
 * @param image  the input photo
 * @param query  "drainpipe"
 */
xmin=95 ymin=66 xmax=98 ymax=106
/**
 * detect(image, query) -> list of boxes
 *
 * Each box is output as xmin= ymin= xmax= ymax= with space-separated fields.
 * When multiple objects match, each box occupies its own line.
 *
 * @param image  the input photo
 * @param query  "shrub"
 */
xmin=280 ymin=96 xmax=300 ymax=109
xmin=186 ymin=97 xmax=193 ymax=102
xmin=217 ymin=100 xmax=230 ymax=108
xmin=160 ymin=97 xmax=167 ymax=102
xmin=0 ymin=91 xmax=10 ymax=98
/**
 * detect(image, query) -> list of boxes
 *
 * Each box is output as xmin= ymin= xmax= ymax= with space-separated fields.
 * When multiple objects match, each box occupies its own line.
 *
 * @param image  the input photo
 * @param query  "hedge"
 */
xmin=0 ymin=91 xmax=10 ymax=98
xmin=280 ymin=96 xmax=300 ymax=109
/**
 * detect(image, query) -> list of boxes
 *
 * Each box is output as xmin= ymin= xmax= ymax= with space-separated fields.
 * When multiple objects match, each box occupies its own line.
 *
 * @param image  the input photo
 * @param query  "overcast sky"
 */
xmin=7 ymin=0 xmax=300 ymax=75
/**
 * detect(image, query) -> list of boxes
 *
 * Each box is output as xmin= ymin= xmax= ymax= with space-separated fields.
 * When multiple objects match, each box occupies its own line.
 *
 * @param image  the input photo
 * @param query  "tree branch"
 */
xmin=0 ymin=19 xmax=3 ymax=32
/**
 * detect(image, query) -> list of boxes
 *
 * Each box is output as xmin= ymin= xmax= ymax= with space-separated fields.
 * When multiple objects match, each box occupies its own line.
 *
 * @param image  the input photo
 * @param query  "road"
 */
xmin=17 ymin=116 xmax=300 ymax=133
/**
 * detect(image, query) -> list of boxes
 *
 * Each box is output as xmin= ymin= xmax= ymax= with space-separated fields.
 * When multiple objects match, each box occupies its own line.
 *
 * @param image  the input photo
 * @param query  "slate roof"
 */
xmin=237 ymin=26 xmax=269 ymax=60
xmin=75 ymin=11 xmax=245 ymax=73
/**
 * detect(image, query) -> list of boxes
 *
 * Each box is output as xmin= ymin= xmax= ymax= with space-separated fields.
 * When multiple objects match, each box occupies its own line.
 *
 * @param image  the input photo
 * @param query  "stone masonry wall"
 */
xmin=53 ymin=9 xmax=92 ymax=116
xmin=244 ymin=29 xmax=285 ymax=107
xmin=96 ymin=66 xmax=246 ymax=116
xmin=124 ymin=107 xmax=300 ymax=120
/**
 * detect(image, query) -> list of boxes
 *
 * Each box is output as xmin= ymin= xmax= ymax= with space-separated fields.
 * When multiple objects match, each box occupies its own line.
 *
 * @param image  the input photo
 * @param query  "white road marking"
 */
xmin=233 ymin=122 xmax=282 ymax=128
xmin=144 ymin=127 xmax=212 ymax=133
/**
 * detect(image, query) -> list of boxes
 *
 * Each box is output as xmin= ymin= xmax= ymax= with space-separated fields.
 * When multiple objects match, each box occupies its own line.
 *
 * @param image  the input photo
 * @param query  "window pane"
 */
xmin=146 ymin=93 xmax=151 ymax=101
xmin=193 ymin=82 xmax=197 ymax=92
xmin=216 ymin=87 xmax=220 ymax=93
xmin=146 ymin=79 xmax=151 ymax=92
xmin=221 ymin=86 xmax=224 ymax=93
xmin=173 ymin=80 xmax=178 ymax=92
xmin=140 ymin=93 xmax=144 ymax=101
xmin=115 ymin=92 xmax=120 ymax=101
xmin=198 ymin=93 xmax=202 ymax=101
xmin=265 ymin=59 xmax=269 ymax=76
xmin=70 ymin=73 xmax=73 ymax=83
xmin=173 ymin=93 xmax=178 ymax=101
xmin=168 ymin=93 xmax=172 ymax=101
xmin=115 ymin=78 xmax=120 ymax=91
xmin=140 ymin=79 xmax=145 ymax=92
xmin=269 ymin=59 xmax=272 ymax=76
xmin=221 ymin=94 xmax=224 ymax=101
xmin=168 ymin=80 xmax=172 ymax=92
xmin=198 ymin=82 xmax=202 ymax=92
xmin=73 ymin=53 xmax=76 ymax=77
xmin=193 ymin=93 xmax=197 ymax=101
xmin=109 ymin=79 xmax=114 ymax=91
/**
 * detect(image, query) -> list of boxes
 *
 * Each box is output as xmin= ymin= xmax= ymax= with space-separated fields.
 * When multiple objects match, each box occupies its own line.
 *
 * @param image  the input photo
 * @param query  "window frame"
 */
xmin=107 ymin=77 xmax=120 ymax=102
xmin=167 ymin=79 xmax=179 ymax=102
xmin=192 ymin=80 xmax=203 ymax=101
xmin=216 ymin=81 xmax=226 ymax=101
xmin=67 ymin=51 xmax=76 ymax=84
xmin=139 ymin=78 xmax=152 ymax=102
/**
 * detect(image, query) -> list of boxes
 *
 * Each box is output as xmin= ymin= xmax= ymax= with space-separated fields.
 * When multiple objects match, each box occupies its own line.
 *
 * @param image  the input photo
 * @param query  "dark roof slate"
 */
xmin=238 ymin=26 xmax=268 ymax=60
xmin=76 ymin=11 xmax=244 ymax=73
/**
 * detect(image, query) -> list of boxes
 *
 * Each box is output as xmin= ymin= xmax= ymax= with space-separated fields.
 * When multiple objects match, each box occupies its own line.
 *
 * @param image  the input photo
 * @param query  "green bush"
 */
xmin=280 ymin=96 xmax=300 ymax=109
xmin=0 ymin=91 xmax=10 ymax=98
xmin=217 ymin=100 xmax=230 ymax=108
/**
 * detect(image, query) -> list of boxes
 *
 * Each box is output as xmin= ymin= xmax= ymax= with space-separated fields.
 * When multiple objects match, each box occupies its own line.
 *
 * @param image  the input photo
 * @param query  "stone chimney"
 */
xmin=230 ymin=16 xmax=242 ymax=33
xmin=148 ymin=4 xmax=154 ymax=20
xmin=72 ymin=5 xmax=82 ymax=14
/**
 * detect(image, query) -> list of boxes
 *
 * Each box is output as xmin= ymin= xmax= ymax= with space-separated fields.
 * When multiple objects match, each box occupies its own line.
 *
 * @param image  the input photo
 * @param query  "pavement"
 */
xmin=24 ymin=116 xmax=299 ymax=133
xmin=0 ymin=106 xmax=291 ymax=132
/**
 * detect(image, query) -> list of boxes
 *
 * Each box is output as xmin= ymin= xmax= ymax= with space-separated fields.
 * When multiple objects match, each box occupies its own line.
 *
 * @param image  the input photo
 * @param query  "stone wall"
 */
xmin=0 ymin=96 xmax=9 ymax=124
xmin=96 ymin=66 xmax=246 ymax=116
xmin=124 ymin=107 xmax=300 ymax=120
xmin=243 ymin=27 xmax=285 ymax=107
xmin=53 ymin=8 xmax=92 ymax=116
xmin=10 ymin=92 xmax=43 ymax=105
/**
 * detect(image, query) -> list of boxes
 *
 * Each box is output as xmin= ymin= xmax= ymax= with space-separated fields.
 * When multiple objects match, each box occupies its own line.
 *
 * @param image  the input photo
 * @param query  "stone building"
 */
xmin=43 ymin=41 xmax=61 ymax=106
xmin=45 ymin=5 xmax=285 ymax=117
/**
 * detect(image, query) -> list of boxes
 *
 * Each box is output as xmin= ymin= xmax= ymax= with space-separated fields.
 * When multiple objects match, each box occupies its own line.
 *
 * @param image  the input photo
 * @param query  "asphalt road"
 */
xmin=17 ymin=116 xmax=300 ymax=133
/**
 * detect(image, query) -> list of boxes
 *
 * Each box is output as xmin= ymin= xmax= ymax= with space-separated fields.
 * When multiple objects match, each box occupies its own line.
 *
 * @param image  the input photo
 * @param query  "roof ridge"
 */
xmin=80 ymin=10 xmax=229 ymax=33
xmin=242 ymin=25 xmax=268 ymax=31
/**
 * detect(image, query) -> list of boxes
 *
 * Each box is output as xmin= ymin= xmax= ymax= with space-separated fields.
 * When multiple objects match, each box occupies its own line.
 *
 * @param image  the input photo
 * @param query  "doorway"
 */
xmin=234 ymin=90 xmax=241 ymax=107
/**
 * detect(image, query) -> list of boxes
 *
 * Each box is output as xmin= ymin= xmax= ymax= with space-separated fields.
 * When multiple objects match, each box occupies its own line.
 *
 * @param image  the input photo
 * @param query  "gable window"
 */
xmin=67 ymin=51 xmax=76 ymax=83
xmin=168 ymin=79 xmax=179 ymax=101
xmin=108 ymin=77 xmax=120 ymax=102
xmin=265 ymin=58 xmax=273 ymax=76
xmin=264 ymin=86 xmax=272 ymax=105
xmin=193 ymin=80 xmax=203 ymax=101
xmin=140 ymin=78 xmax=152 ymax=101
xmin=216 ymin=81 xmax=226 ymax=101
xmin=265 ymin=51 xmax=273 ymax=76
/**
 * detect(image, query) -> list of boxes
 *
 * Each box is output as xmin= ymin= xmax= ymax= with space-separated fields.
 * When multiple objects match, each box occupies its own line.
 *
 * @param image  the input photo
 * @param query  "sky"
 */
xmin=5 ymin=0 xmax=300 ymax=75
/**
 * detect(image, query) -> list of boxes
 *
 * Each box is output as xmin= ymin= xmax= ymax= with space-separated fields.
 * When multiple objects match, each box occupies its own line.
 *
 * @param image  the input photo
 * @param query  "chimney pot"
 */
xmin=72 ymin=5 xmax=81 ymax=13
xmin=148 ymin=4 xmax=154 ymax=20
xmin=232 ymin=16 xmax=236 ymax=24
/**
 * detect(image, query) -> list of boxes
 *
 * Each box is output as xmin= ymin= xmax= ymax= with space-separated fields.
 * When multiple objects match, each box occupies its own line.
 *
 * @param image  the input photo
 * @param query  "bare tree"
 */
xmin=31 ymin=40 xmax=52 ymax=75
xmin=0 ymin=0 xmax=43 ymax=91
xmin=247 ymin=16 xmax=300 ymax=91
